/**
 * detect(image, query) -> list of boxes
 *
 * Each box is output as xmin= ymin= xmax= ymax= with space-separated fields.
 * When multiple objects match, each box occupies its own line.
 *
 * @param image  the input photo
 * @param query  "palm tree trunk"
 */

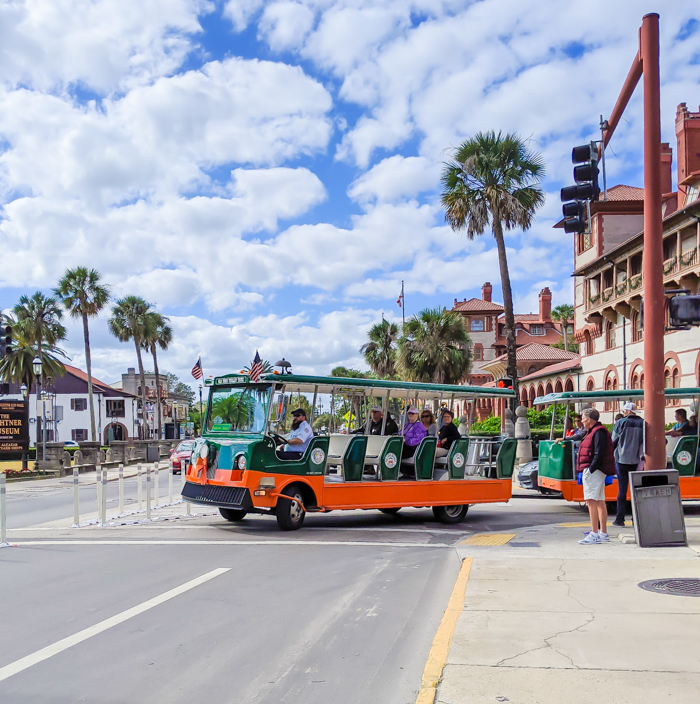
xmin=563 ymin=319 xmax=569 ymax=353
xmin=492 ymin=218 xmax=519 ymax=408
xmin=36 ymin=339 xmax=42 ymax=450
xmin=134 ymin=340 xmax=147 ymax=440
xmin=152 ymin=344 xmax=162 ymax=440
xmin=83 ymin=313 xmax=97 ymax=443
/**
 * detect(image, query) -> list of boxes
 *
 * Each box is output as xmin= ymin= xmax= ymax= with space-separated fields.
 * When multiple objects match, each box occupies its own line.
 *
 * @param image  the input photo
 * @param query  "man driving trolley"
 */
xmin=277 ymin=408 xmax=314 ymax=459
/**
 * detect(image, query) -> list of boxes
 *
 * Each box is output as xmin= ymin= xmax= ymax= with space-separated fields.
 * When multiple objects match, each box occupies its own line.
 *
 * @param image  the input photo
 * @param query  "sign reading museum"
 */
xmin=0 ymin=400 xmax=28 ymax=453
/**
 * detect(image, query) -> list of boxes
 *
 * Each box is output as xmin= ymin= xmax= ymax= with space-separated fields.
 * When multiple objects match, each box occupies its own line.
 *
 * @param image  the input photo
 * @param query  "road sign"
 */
xmin=0 ymin=400 xmax=28 ymax=453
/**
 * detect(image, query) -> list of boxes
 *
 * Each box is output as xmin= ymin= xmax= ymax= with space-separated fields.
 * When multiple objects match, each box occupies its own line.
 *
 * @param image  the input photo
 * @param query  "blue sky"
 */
xmin=1 ymin=0 xmax=699 ymax=390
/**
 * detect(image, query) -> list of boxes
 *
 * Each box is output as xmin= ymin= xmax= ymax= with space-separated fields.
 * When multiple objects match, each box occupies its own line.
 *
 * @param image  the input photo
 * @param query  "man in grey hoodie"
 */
xmin=611 ymin=402 xmax=644 ymax=527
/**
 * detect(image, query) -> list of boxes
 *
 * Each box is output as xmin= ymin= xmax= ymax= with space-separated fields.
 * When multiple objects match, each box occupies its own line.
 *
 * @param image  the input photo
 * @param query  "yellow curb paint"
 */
xmin=459 ymin=533 xmax=516 ymax=546
xmin=415 ymin=557 xmax=472 ymax=704
xmin=558 ymin=522 xmax=594 ymax=528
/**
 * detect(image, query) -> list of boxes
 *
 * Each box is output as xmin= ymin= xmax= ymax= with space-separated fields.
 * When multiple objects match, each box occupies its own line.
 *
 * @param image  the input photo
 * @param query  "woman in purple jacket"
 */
xmin=402 ymin=407 xmax=427 ymax=459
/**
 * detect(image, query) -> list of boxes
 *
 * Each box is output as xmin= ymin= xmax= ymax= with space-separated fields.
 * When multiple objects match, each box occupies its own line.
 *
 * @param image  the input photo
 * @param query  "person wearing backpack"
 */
xmin=577 ymin=408 xmax=616 ymax=544
xmin=611 ymin=402 xmax=644 ymax=527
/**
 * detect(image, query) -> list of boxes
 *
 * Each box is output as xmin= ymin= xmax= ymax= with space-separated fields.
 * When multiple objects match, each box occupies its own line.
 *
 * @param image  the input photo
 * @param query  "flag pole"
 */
xmin=401 ymin=280 xmax=405 ymax=327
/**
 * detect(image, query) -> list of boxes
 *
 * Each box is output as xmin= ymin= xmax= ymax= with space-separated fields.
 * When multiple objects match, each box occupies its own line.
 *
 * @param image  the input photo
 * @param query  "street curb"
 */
xmin=415 ymin=557 xmax=472 ymax=704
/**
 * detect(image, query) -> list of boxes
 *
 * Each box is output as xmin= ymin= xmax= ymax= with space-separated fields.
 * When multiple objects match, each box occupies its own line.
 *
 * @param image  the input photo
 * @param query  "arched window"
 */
xmin=586 ymin=377 xmax=595 ymax=408
xmin=631 ymin=367 xmax=644 ymax=409
xmin=664 ymin=367 xmax=672 ymax=406
xmin=631 ymin=311 xmax=643 ymax=342
xmin=605 ymin=321 xmax=616 ymax=349
xmin=605 ymin=372 xmax=618 ymax=411
xmin=545 ymin=381 xmax=553 ymax=396
xmin=536 ymin=384 xmax=544 ymax=407
xmin=564 ymin=377 xmax=574 ymax=392
xmin=470 ymin=318 xmax=484 ymax=331
xmin=528 ymin=386 xmax=536 ymax=408
xmin=520 ymin=389 xmax=528 ymax=408
xmin=555 ymin=379 xmax=563 ymax=393
xmin=672 ymin=368 xmax=680 ymax=406
xmin=584 ymin=331 xmax=593 ymax=356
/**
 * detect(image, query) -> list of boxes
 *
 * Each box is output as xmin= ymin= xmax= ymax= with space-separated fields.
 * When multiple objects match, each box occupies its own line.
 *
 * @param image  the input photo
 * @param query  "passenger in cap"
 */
xmin=401 ymin=406 xmax=427 ymax=459
xmin=353 ymin=406 xmax=399 ymax=435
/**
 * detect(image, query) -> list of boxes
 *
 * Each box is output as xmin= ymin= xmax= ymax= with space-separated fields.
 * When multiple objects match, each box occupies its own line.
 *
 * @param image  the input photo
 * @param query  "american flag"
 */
xmin=249 ymin=351 xmax=264 ymax=383
xmin=191 ymin=357 xmax=203 ymax=380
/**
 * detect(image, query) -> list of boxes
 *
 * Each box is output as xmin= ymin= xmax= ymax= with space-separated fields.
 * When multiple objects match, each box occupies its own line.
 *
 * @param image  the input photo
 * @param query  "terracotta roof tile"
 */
xmin=491 ymin=343 xmax=578 ymax=363
xmin=519 ymin=357 xmax=582 ymax=381
xmin=605 ymin=184 xmax=644 ymax=201
xmin=452 ymin=298 xmax=504 ymax=313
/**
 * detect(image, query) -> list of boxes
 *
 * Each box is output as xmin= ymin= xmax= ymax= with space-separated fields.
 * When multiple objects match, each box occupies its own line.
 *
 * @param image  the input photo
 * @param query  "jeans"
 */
xmin=615 ymin=462 xmax=637 ymax=523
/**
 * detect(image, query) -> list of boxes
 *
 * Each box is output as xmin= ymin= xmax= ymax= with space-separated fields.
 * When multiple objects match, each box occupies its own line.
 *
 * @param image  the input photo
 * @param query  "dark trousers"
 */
xmin=615 ymin=462 xmax=637 ymax=523
xmin=277 ymin=450 xmax=303 ymax=461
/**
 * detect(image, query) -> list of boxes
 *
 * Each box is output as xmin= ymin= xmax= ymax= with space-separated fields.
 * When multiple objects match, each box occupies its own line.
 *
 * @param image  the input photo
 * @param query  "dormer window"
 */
xmin=530 ymin=324 xmax=544 ymax=335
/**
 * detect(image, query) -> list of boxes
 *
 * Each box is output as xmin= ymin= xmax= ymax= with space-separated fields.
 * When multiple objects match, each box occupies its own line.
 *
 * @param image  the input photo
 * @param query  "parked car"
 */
xmin=169 ymin=440 xmax=195 ymax=474
xmin=517 ymin=459 xmax=558 ymax=495
xmin=63 ymin=440 xmax=79 ymax=448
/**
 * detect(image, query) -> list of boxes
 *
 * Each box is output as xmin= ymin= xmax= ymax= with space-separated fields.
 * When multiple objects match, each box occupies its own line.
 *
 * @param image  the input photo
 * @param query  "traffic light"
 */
xmin=0 ymin=325 xmax=12 ymax=356
xmin=496 ymin=377 xmax=513 ymax=390
xmin=560 ymin=142 xmax=600 ymax=234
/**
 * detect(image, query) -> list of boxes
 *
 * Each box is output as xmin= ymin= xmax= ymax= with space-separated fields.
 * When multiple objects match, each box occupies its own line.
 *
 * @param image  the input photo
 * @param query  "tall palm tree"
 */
xmin=13 ymin=293 xmax=67 ymax=447
xmin=441 ymin=131 xmax=545 ymax=403
xmin=54 ymin=267 xmax=110 ymax=443
xmin=551 ymin=304 xmax=574 ymax=353
xmin=360 ymin=319 xmax=399 ymax=379
xmin=142 ymin=311 xmax=173 ymax=440
xmin=108 ymin=297 xmax=151 ymax=439
xmin=398 ymin=308 xmax=471 ymax=384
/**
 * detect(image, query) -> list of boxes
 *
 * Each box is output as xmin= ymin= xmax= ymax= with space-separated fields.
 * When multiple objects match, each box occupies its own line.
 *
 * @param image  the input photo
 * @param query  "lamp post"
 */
xmin=20 ymin=383 xmax=28 ymax=471
xmin=32 ymin=356 xmax=43 ymax=469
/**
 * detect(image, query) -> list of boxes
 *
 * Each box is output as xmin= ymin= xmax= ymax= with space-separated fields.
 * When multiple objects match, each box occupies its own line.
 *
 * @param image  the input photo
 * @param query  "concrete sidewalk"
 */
xmin=437 ymin=514 xmax=700 ymax=704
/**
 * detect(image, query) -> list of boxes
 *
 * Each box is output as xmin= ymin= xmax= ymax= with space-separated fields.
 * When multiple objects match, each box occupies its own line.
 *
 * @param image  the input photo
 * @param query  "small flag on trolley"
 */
xmin=249 ymin=350 xmax=264 ymax=383
xmin=191 ymin=357 xmax=203 ymax=380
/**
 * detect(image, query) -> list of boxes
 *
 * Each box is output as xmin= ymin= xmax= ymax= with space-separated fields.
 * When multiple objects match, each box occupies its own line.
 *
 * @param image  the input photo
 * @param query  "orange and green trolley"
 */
xmin=534 ymin=388 xmax=700 ymax=502
xmin=182 ymin=373 xmax=517 ymax=530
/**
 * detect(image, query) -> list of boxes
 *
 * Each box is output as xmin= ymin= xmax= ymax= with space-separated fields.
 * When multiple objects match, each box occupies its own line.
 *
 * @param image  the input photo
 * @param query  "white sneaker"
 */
xmin=598 ymin=532 xmax=610 ymax=542
xmin=579 ymin=533 xmax=601 ymax=544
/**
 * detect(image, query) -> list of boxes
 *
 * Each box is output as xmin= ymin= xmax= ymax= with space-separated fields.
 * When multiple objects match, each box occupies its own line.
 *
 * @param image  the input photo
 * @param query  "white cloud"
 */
xmin=0 ymin=0 xmax=211 ymax=93
xmin=223 ymin=0 xmax=265 ymax=31
xmin=347 ymin=155 xmax=439 ymax=205
xmin=259 ymin=2 xmax=316 ymax=52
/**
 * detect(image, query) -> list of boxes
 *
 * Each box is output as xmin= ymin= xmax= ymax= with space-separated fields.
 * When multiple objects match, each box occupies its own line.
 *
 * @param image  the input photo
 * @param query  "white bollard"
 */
xmin=118 ymin=464 xmax=124 ymax=515
xmin=137 ymin=463 xmax=142 ymax=510
xmin=168 ymin=463 xmax=173 ymax=505
xmin=99 ymin=466 xmax=107 ymax=524
xmin=1 ymin=472 xmax=7 ymax=546
xmin=96 ymin=466 xmax=102 ymax=516
xmin=73 ymin=467 xmax=80 ymax=526
xmin=154 ymin=461 xmax=159 ymax=508
xmin=146 ymin=464 xmax=151 ymax=520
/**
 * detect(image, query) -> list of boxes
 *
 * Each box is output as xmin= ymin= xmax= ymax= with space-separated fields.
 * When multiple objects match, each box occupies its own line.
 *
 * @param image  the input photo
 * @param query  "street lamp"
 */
xmin=32 ymin=355 xmax=46 ymax=469
xmin=20 ymin=383 xmax=28 ymax=470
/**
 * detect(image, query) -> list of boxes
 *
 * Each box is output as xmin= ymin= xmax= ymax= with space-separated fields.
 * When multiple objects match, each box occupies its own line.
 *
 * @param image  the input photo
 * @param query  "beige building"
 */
xmin=518 ymin=102 xmax=700 ymax=422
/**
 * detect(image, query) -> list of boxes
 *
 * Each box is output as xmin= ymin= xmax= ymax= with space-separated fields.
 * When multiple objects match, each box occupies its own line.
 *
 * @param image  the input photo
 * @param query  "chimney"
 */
xmin=539 ymin=287 xmax=552 ymax=321
xmin=482 ymin=282 xmax=492 ymax=302
xmin=453 ymin=298 xmax=458 ymax=307
xmin=660 ymin=142 xmax=673 ymax=195
xmin=676 ymin=103 xmax=700 ymax=197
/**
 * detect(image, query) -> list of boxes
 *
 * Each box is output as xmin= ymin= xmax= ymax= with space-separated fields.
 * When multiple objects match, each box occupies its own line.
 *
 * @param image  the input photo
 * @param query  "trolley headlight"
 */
xmin=199 ymin=444 xmax=209 ymax=459
xmin=236 ymin=455 xmax=247 ymax=470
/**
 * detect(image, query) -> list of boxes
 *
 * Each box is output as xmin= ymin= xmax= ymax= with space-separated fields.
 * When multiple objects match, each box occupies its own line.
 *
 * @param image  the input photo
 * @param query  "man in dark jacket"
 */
xmin=611 ymin=402 xmax=644 ymax=527
xmin=353 ymin=407 xmax=399 ymax=435
xmin=577 ymin=408 xmax=616 ymax=544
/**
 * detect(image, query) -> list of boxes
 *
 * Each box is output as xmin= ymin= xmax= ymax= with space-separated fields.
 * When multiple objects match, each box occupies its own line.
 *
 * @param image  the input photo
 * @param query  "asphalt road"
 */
xmin=0 ymin=488 xmax=595 ymax=704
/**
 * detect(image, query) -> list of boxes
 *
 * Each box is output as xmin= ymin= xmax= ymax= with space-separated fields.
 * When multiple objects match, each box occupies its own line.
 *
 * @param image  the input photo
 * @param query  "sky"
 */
xmin=1 ymin=0 xmax=699 ymax=392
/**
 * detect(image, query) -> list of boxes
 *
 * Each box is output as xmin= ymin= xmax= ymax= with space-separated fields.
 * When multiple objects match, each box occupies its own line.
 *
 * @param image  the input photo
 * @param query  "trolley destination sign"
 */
xmin=0 ymin=400 xmax=28 ymax=453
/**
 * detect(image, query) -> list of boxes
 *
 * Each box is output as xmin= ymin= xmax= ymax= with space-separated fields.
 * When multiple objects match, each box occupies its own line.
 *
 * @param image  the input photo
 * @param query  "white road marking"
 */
xmin=10 ymin=539 xmax=451 ymax=548
xmin=0 ymin=567 xmax=230 ymax=683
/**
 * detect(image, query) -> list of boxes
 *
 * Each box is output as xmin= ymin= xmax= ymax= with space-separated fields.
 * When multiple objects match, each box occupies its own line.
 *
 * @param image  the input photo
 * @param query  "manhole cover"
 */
xmin=638 ymin=578 xmax=700 ymax=597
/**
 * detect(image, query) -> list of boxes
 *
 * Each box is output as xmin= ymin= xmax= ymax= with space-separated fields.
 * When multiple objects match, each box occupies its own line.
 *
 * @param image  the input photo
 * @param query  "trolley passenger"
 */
xmin=402 ymin=407 xmax=427 ymax=459
xmin=436 ymin=409 xmax=460 ymax=458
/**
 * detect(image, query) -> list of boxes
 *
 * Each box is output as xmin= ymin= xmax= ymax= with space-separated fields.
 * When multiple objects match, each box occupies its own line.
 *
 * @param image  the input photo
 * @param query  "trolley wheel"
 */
xmin=379 ymin=508 xmax=402 ymax=516
xmin=219 ymin=507 xmax=247 ymax=522
xmin=276 ymin=485 xmax=306 ymax=531
xmin=432 ymin=504 xmax=469 ymax=524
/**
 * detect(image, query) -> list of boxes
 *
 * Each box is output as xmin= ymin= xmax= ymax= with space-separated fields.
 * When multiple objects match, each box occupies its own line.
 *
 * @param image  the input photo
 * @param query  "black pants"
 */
xmin=277 ymin=450 xmax=303 ymax=461
xmin=615 ymin=462 xmax=637 ymax=523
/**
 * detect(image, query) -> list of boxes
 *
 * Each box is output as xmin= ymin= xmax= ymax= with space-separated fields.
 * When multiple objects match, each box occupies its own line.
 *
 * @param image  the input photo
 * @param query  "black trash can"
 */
xmin=630 ymin=469 xmax=687 ymax=547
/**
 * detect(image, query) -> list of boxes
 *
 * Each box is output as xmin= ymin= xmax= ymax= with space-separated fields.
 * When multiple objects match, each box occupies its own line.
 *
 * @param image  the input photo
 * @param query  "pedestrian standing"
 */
xmin=577 ymin=408 xmax=616 ymax=544
xmin=611 ymin=402 xmax=644 ymax=527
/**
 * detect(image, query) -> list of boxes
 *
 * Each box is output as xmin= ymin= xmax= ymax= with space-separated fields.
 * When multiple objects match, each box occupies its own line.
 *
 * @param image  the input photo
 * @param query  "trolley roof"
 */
xmin=209 ymin=373 xmax=516 ymax=401
xmin=533 ymin=388 xmax=700 ymax=406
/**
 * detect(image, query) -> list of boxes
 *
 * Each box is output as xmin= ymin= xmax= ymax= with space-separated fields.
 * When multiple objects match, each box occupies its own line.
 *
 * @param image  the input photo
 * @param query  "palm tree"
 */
xmin=108 ymin=297 xmax=151 ymax=439
xmin=398 ymin=308 xmax=471 ymax=384
xmin=360 ymin=319 xmax=399 ymax=379
xmin=54 ymin=267 xmax=110 ymax=443
xmin=13 ymin=293 xmax=67 ymax=448
xmin=142 ymin=311 xmax=173 ymax=440
xmin=441 ymin=131 xmax=545 ymax=403
xmin=551 ymin=304 xmax=574 ymax=353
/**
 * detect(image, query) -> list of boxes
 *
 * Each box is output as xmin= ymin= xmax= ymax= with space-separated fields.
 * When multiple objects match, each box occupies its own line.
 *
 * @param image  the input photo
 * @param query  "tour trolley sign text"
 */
xmin=0 ymin=400 xmax=28 ymax=453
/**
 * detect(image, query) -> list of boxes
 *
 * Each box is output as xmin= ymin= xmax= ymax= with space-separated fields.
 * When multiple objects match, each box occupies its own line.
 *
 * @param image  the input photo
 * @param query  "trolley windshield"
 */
xmin=207 ymin=384 xmax=270 ymax=433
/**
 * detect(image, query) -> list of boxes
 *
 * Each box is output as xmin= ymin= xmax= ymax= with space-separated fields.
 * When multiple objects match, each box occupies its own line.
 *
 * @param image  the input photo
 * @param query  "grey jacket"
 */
xmin=611 ymin=414 xmax=644 ymax=465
